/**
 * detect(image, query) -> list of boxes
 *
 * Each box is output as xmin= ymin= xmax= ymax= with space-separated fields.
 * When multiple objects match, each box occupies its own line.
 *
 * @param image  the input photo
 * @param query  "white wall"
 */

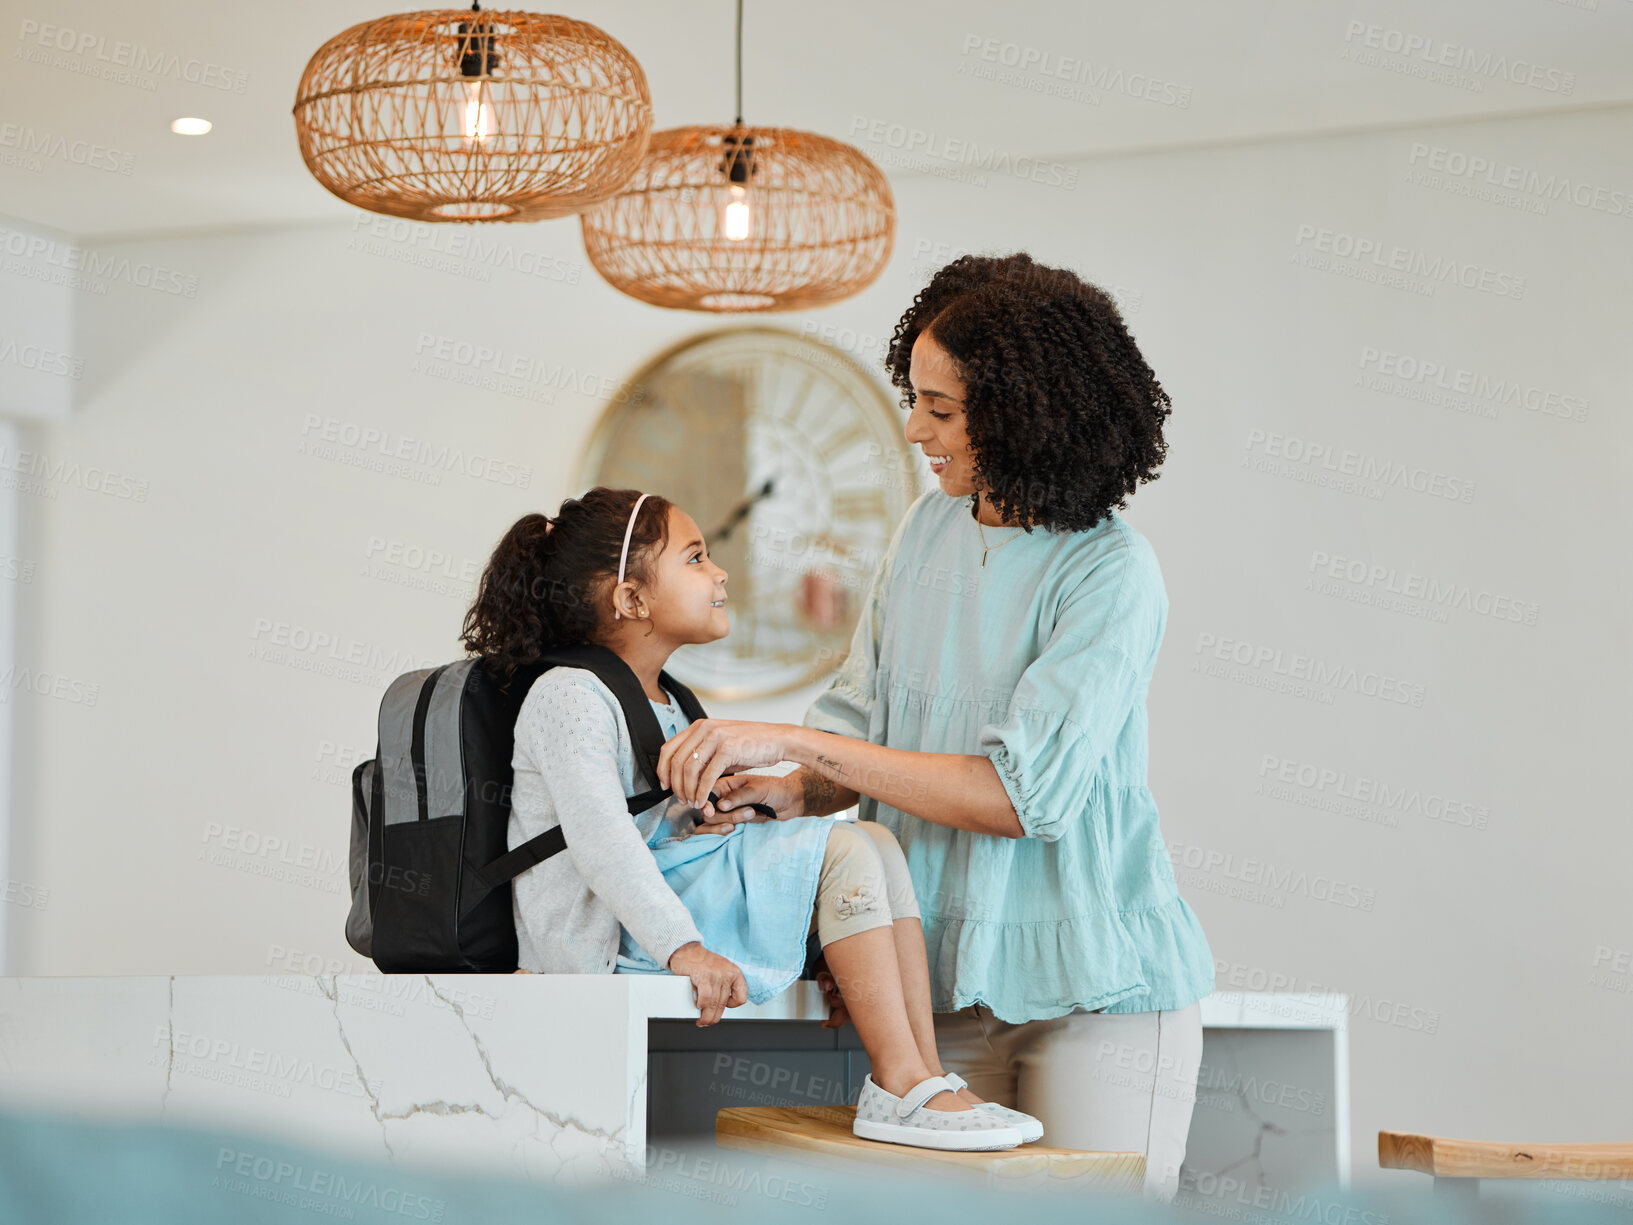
xmin=6 ymin=105 xmax=1630 ymax=1179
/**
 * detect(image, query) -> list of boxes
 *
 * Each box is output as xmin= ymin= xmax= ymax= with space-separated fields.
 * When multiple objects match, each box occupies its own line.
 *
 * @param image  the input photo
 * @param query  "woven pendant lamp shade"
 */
xmin=579 ymin=123 xmax=895 ymax=311
xmin=293 ymin=10 xmax=653 ymax=223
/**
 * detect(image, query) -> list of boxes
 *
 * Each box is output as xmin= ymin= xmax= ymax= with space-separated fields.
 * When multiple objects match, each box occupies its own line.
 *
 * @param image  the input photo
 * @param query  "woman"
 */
xmin=656 ymin=253 xmax=1215 ymax=1202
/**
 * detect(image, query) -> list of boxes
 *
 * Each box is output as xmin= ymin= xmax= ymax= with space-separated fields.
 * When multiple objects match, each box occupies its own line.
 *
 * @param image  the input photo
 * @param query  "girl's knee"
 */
xmin=821 ymin=820 xmax=885 ymax=873
xmin=851 ymin=819 xmax=906 ymax=863
xmin=852 ymin=819 xmax=897 ymax=846
xmin=849 ymin=820 xmax=920 ymax=923
xmin=815 ymin=823 xmax=890 ymax=937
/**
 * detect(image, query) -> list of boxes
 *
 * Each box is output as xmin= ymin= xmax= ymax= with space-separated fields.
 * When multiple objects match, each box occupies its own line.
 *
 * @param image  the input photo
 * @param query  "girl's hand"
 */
xmin=666 ymin=941 xmax=747 ymax=1026
xmin=690 ymin=815 xmax=757 ymax=836
xmin=657 ymin=720 xmax=799 ymax=817
xmin=813 ymin=959 xmax=851 ymax=1029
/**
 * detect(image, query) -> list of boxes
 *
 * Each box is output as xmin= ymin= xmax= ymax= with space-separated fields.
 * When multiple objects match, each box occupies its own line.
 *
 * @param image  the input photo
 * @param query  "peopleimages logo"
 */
xmin=1243 ymin=428 xmax=1476 ymax=504
xmin=347 ymin=214 xmax=582 ymax=284
xmin=0 ymin=122 xmax=134 ymax=175
xmin=1308 ymin=549 xmax=1540 ymax=626
xmin=15 ymin=18 xmax=250 ymax=92
xmin=297 ymin=414 xmax=533 ymax=489
xmin=1340 ymin=20 xmax=1576 ymax=95
xmin=0 ymin=442 xmax=150 ymax=502
xmin=1293 ymin=223 xmax=1526 ymax=299
xmin=0 ymin=337 xmax=85 ymax=379
xmin=1168 ymin=840 xmax=1378 ymax=911
xmin=1212 ymin=959 xmax=1442 ymax=1036
xmin=1258 ymin=755 xmax=1489 ymax=831
xmin=411 ymin=332 xmax=638 ymax=404
xmin=154 ymin=1026 xmax=374 ymax=1100
xmin=1406 ymin=143 xmax=1631 ymax=220
xmin=1356 ymin=346 xmax=1590 ymax=425
xmin=0 ymin=226 xmax=199 ymax=298
xmin=847 ymin=116 xmax=1080 ymax=190
xmin=213 ymin=1149 xmax=445 ymax=1221
xmin=249 ymin=617 xmax=441 ymax=679
xmin=956 ymin=33 xmax=1193 ymax=109
xmin=1193 ymin=630 xmax=1428 ymax=708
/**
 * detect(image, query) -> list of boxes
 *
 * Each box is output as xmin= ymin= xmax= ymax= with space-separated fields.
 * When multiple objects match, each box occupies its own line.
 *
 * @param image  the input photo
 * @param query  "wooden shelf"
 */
xmin=1379 ymin=1131 xmax=1633 ymax=1180
xmin=716 ymin=1105 xmax=1144 ymax=1192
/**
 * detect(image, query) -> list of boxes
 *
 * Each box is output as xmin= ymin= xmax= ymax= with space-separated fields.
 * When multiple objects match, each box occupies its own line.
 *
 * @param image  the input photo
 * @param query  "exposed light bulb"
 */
xmin=462 ymin=81 xmax=494 ymax=145
xmin=724 ymin=184 xmax=751 ymax=241
xmin=170 ymin=117 xmax=212 ymax=136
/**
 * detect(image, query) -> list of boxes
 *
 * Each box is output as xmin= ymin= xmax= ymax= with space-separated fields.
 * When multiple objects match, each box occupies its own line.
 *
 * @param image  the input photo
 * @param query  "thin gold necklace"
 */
xmin=975 ymin=514 xmax=1027 ymax=567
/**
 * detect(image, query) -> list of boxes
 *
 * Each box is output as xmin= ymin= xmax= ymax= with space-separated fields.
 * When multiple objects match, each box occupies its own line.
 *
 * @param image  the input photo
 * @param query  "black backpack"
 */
xmin=345 ymin=642 xmax=775 ymax=973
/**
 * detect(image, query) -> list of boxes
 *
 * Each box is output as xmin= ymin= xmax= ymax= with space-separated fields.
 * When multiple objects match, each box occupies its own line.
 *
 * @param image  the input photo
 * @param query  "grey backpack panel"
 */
xmin=346 ymin=661 xmax=473 ymax=957
xmin=345 ymin=759 xmax=376 ymax=957
xmin=374 ymin=662 xmax=475 ymax=826
xmin=422 ymin=660 xmax=474 ymax=823
xmin=377 ymin=666 xmax=437 ymax=826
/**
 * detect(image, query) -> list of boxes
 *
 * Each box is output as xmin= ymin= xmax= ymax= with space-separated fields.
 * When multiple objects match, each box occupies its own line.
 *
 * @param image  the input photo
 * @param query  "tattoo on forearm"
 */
xmin=801 ymin=768 xmax=840 ymax=813
xmin=815 ymin=755 xmax=849 ymax=777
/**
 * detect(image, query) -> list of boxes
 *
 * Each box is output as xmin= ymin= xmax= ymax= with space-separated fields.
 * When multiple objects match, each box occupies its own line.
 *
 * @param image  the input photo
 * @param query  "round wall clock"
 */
xmin=577 ymin=327 xmax=921 ymax=700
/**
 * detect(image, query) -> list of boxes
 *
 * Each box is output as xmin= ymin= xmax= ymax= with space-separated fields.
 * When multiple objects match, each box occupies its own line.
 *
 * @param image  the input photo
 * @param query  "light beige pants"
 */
xmin=932 ymin=998 xmax=1204 ymax=1203
xmin=801 ymin=821 xmax=1201 ymax=1203
xmin=805 ymin=819 xmax=920 ymax=947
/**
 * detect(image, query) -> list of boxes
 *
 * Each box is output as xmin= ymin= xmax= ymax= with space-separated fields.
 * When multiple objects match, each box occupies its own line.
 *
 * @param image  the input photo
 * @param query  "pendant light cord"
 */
xmin=734 ymin=0 xmax=743 ymax=125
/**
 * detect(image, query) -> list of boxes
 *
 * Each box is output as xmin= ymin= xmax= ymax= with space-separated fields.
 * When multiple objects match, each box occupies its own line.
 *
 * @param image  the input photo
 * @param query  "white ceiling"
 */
xmin=3 ymin=0 xmax=1630 ymax=242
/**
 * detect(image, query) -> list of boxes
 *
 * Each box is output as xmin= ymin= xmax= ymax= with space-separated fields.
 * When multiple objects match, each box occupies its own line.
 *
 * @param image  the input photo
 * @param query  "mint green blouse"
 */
xmin=802 ymin=489 xmax=1215 ymax=1023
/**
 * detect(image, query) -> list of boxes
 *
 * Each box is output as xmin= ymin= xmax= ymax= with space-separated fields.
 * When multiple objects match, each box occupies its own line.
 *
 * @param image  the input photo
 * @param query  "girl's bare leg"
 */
xmin=887 ymin=916 xmax=987 ymax=1107
xmin=820 ymin=924 xmax=967 ymax=1112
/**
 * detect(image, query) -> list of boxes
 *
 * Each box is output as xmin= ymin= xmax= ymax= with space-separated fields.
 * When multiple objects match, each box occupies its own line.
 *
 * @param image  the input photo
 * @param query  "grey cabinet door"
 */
xmin=647 ymin=1020 xmax=871 ymax=1141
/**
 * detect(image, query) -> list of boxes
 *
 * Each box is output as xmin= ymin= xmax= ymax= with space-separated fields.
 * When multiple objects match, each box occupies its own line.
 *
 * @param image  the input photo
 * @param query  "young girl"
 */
xmin=460 ymin=486 xmax=1042 ymax=1152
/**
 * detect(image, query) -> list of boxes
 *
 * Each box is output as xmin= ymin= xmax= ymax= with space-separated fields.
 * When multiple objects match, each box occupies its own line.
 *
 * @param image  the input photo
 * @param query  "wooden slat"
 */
xmin=1379 ymin=1131 xmax=1633 ymax=1180
xmin=716 ymin=1106 xmax=1144 ymax=1193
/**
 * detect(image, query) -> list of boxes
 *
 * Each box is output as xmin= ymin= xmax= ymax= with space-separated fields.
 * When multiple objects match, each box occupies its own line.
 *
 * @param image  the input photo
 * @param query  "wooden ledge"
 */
xmin=716 ymin=1106 xmax=1144 ymax=1192
xmin=1379 ymin=1131 xmax=1633 ymax=1180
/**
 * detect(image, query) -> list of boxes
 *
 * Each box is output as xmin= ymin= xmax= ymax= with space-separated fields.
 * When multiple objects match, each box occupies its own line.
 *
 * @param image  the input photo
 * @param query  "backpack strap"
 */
xmin=539 ymin=643 xmax=673 ymax=795
xmin=471 ymin=825 xmax=566 ymax=894
xmin=487 ymin=647 xmax=776 ymax=897
xmin=469 ymin=647 xmax=672 ymax=896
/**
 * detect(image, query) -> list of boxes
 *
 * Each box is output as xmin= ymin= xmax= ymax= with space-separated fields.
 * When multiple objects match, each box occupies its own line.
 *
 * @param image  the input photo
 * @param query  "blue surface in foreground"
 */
xmin=0 ymin=1104 xmax=1628 ymax=1225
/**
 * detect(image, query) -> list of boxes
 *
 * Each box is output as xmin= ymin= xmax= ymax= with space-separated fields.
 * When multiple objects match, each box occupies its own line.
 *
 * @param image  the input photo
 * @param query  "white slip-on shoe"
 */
xmin=940 ymin=1071 xmax=1045 ymax=1144
xmin=852 ymin=1073 xmax=1024 ymax=1151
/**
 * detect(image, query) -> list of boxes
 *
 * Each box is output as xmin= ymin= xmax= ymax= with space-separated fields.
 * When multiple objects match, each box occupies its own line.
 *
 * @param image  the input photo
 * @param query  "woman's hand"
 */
xmin=666 ymin=941 xmax=747 ymax=1026
xmin=689 ymin=778 xmax=788 ymax=837
xmin=657 ymin=720 xmax=801 ymax=818
xmin=709 ymin=772 xmax=805 ymax=824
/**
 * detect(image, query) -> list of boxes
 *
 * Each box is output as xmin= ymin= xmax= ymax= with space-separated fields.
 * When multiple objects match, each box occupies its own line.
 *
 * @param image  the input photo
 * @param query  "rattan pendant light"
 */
xmin=294 ymin=6 xmax=653 ymax=223
xmin=579 ymin=1 xmax=894 ymax=311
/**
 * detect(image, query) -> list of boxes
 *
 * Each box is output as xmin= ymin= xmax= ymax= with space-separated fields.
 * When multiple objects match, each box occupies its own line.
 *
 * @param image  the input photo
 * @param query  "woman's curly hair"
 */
xmin=885 ymin=252 xmax=1172 ymax=533
xmin=460 ymin=487 xmax=671 ymax=679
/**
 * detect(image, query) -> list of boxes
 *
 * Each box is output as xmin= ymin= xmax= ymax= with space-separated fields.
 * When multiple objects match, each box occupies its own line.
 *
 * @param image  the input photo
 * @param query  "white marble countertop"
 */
xmin=0 ymin=976 xmax=1349 ymax=1187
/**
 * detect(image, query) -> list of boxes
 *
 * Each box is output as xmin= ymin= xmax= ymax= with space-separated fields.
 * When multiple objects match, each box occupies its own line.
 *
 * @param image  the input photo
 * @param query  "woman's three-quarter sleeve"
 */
xmin=977 ymin=539 xmax=1165 ymax=842
xmin=513 ymin=674 xmax=704 ymax=966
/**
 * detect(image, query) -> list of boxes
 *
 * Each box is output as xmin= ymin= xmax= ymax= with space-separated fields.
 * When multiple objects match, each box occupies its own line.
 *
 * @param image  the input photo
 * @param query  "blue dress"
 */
xmin=613 ymin=690 xmax=834 ymax=1004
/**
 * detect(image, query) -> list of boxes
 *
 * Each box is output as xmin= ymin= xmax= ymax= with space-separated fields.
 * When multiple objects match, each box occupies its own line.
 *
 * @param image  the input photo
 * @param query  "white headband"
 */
xmin=613 ymin=492 xmax=652 ymax=621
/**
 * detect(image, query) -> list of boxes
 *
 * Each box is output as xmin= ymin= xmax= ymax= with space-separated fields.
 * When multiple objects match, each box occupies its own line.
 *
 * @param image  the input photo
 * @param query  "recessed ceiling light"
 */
xmin=171 ymin=117 xmax=212 ymax=136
